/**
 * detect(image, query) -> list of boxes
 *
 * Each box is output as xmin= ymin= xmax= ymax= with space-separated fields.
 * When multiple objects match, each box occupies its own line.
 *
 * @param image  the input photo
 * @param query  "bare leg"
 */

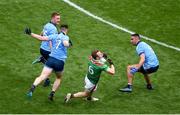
xmin=52 ymin=72 xmax=63 ymax=92
xmin=48 ymin=72 xmax=63 ymax=101
xmin=127 ymin=65 xmax=134 ymax=85
xmin=119 ymin=65 xmax=133 ymax=92
xmin=70 ymin=91 xmax=99 ymax=101
xmin=27 ymin=66 xmax=53 ymax=97
xmin=143 ymin=74 xmax=153 ymax=89
xmin=72 ymin=91 xmax=90 ymax=98
xmin=33 ymin=66 xmax=53 ymax=86
xmin=64 ymin=91 xmax=90 ymax=103
xmin=144 ymin=74 xmax=151 ymax=85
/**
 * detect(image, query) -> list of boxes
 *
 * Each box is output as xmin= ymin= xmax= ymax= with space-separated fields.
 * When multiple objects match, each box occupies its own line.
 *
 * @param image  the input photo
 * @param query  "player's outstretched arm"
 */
xmin=106 ymin=59 xmax=115 ymax=75
xmin=24 ymin=27 xmax=49 ymax=41
xmin=31 ymin=33 xmax=49 ymax=41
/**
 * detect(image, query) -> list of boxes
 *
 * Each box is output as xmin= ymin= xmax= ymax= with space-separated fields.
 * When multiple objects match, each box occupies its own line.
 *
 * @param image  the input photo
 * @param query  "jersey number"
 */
xmin=56 ymin=40 xmax=61 ymax=49
xmin=88 ymin=66 xmax=94 ymax=75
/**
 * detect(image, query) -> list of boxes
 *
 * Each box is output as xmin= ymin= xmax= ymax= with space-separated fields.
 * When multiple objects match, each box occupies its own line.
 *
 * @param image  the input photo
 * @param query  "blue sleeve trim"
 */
xmin=139 ymin=52 xmax=144 ymax=56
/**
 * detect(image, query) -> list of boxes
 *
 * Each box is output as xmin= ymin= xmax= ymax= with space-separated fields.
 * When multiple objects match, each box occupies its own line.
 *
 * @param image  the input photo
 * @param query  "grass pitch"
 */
xmin=0 ymin=0 xmax=180 ymax=113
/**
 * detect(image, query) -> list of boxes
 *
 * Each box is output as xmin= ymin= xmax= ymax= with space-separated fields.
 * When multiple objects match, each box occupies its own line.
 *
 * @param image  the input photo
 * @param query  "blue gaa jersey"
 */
xmin=48 ymin=32 xmax=69 ymax=62
xmin=40 ymin=22 xmax=58 ymax=52
xmin=136 ymin=42 xmax=159 ymax=69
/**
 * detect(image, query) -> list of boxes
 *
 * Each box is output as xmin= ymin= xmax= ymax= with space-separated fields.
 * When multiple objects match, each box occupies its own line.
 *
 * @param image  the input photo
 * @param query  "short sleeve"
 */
xmin=102 ymin=64 xmax=109 ymax=71
xmin=61 ymin=35 xmax=69 ymax=41
xmin=136 ymin=44 xmax=144 ymax=56
xmin=49 ymin=28 xmax=57 ymax=35
xmin=47 ymin=34 xmax=58 ymax=41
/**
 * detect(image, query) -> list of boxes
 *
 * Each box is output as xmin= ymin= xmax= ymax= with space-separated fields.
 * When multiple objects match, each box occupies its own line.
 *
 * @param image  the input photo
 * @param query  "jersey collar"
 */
xmin=136 ymin=41 xmax=141 ymax=46
xmin=49 ymin=21 xmax=56 ymax=26
xmin=60 ymin=31 xmax=66 ymax=35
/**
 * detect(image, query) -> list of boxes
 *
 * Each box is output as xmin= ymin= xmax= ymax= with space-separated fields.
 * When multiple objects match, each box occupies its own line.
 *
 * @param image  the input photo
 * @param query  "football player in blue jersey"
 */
xmin=120 ymin=34 xmax=159 ymax=92
xmin=25 ymin=25 xmax=72 ymax=101
xmin=32 ymin=12 xmax=60 ymax=87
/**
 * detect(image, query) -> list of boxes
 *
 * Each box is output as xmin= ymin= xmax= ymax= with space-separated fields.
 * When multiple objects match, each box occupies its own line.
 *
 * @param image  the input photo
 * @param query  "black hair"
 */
xmin=60 ymin=24 xmax=68 ymax=29
xmin=131 ymin=33 xmax=140 ymax=39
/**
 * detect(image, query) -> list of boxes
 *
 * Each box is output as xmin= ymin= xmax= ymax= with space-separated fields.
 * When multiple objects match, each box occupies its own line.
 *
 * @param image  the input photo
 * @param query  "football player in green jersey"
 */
xmin=65 ymin=50 xmax=115 ymax=103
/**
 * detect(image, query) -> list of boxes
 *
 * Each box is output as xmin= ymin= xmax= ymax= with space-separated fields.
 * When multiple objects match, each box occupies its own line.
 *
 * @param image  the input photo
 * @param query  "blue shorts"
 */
xmin=45 ymin=56 xmax=64 ymax=72
xmin=40 ymin=48 xmax=50 ymax=60
xmin=138 ymin=65 xmax=159 ymax=74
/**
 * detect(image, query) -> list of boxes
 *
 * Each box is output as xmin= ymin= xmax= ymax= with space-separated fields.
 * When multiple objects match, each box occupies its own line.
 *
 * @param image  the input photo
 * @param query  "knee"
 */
xmin=38 ymin=75 xmax=47 ymax=80
xmin=56 ymin=72 xmax=63 ymax=79
xmin=84 ymin=92 xmax=90 ymax=97
xmin=127 ymin=65 xmax=131 ymax=70
xmin=56 ymin=75 xmax=62 ymax=79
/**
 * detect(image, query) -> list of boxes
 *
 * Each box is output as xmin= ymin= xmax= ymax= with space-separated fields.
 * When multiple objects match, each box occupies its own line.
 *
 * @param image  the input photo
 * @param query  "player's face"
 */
xmin=97 ymin=51 xmax=103 ymax=59
xmin=65 ymin=29 xmax=68 ymax=34
xmin=97 ymin=51 xmax=107 ymax=64
xmin=61 ymin=28 xmax=68 ymax=34
xmin=53 ymin=15 xmax=61 ymax=25
xmin=130 ymin=36 xmax=138 ymax=45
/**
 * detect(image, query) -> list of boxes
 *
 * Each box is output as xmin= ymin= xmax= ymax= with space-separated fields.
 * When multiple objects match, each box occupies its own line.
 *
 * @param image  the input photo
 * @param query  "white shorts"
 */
xmin=84 ymin=76 xmax=97 ymax=92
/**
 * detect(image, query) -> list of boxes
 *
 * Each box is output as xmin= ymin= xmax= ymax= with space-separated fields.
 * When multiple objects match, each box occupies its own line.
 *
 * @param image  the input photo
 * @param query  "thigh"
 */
xmin=55 ymin=71 xmax=63 ymax=78
xmin=40 ymin=66 xmax=53 ymax=78
xmin=84 ymin=76 xmax=97 ymax=92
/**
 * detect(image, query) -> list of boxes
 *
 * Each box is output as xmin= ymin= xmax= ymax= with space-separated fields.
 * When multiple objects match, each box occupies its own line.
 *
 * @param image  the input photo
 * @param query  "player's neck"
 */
xmin=61 ymin=31 xmax=66 ymax=35
xmin=136 ymin=40 xmax=141 ymax=46
xmin=50 ymin=21 xmax=56 ymax=26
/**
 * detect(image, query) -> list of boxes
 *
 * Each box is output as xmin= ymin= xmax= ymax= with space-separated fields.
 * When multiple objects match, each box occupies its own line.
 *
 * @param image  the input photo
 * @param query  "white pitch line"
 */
xmin=63 ymin=0 xmax=180 ymax=52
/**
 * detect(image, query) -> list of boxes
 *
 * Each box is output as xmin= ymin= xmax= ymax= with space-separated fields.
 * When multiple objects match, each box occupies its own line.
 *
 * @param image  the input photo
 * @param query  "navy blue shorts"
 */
xmin=40 ymin=48 xmax=50 ymax=60
xmin=138 ymin=65 xmax=159 ymax=74
xmin=45 ymin=57 xmax=64 ymax=72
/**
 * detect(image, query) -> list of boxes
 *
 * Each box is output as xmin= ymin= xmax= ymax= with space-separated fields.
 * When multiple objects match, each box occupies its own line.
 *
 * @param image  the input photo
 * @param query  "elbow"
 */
xmin=111 ymin=71 xmax=115 ymax=75
xmin=109 ymin=70 xmax=115 ymax=75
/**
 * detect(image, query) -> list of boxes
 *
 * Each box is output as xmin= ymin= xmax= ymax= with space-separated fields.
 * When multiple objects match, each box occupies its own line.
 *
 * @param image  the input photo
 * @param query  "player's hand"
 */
xmin=103 ymin=53 xmax=108 ymax=59
xmin=107 ymin=59 xmax=114 ymax=65
xmin=130 ymin=67 xmax=138 ymax=74
xmin=24 ymin=27 xmax=31 ymax=35
xmin=69 ymin=39 xmax=73 ymax=46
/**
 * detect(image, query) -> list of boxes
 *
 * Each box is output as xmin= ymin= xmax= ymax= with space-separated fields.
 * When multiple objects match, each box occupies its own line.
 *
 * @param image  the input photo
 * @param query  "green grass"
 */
xmin=72 ymin=0 xmax=180 ymax=47
xmin=0 ymin=0 xmax=180 ymax=114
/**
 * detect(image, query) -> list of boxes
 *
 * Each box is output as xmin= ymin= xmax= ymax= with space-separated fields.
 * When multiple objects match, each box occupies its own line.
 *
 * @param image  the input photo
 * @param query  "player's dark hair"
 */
xmin=131 ymin=33 xmax=140 ymax=39
xmin=91 ymin=50 xmax=99 ymax=60
xmin=60 ymin=24 xmax=68 ymax=29
xmin=51 ymin=12 xmax=60 ymax=18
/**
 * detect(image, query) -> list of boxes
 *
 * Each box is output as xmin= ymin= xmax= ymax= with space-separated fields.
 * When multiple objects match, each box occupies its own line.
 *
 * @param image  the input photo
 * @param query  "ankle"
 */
xmin=29 ymin=85 xmax=36 ymax=92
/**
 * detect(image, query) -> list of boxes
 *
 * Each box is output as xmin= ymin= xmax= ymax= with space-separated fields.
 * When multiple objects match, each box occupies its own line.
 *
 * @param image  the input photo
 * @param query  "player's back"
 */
xmin=40 ymin=22 xmax=58 ymax=51
xmin=48 ymin=32 xmax=69 ymax=62
xmin=136 ymin=42 xmax=159 ymax=69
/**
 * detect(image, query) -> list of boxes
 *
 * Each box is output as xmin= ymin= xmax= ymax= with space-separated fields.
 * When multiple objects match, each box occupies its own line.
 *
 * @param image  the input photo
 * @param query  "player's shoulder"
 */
xmin=102 ymin=63 xmax=108 ymax=68
xmin=44 ymin=22 xmax=56 ymax=29
xmin=89 ymin=60 xmax=108 ymax=69
xmin=65 ymin=35 xmax=69 ymax=39
xmin=48 ymin=34 xmax=58 ymax=40
xmin=58 ymin=33 xmax=69 ymax=40
xmin=137 ymin=41 xmax=146 ymax=48
xmin=140 ymin=41 xmax=149 ymax=46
